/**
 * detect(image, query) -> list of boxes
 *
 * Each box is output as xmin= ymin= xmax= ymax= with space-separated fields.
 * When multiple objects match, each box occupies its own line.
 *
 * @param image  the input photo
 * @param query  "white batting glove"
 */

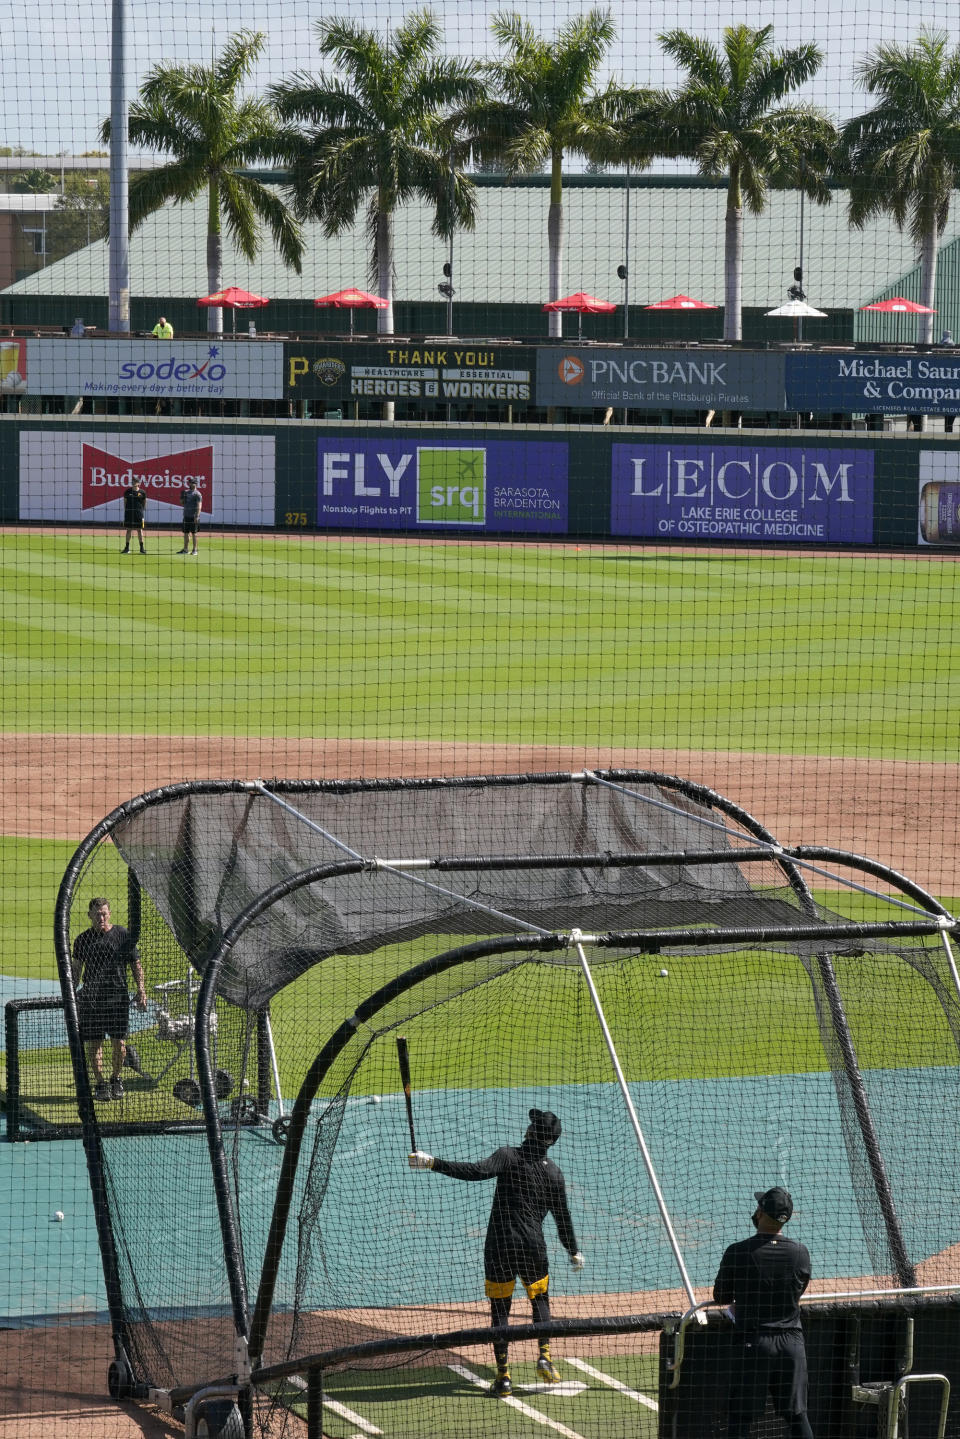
xmin=408 ymin=1151 xmax=435 ymax=1170
xmin=570 ymin=1251 xmax=585 ymax=1271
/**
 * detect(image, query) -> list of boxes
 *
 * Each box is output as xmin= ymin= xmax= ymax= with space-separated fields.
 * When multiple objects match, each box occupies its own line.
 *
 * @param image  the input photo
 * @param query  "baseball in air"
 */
xmin=369 ymin=1094 xmax=381 ymax=1105
xmin=54 ymin=1211 xmax=65 ymax=1222
xmin=659 ymin=968 xmax=669 ymax=977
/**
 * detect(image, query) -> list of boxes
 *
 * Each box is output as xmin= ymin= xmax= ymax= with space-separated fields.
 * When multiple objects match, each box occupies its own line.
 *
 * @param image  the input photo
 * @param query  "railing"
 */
xmin=666 ymin=1282 xmax=960 ymax=1390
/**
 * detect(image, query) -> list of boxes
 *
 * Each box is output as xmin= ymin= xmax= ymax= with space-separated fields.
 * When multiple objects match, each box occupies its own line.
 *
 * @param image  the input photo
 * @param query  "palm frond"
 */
xmin=127 ymin=162 xmax=205 ymax=231
xmin=659 ymin=31 xmax=725 ymax=91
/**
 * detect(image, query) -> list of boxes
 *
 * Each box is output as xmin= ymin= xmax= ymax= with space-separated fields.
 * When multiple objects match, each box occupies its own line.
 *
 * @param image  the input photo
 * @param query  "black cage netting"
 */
xmin=50 ymin=771 xmax=960 ymax=1436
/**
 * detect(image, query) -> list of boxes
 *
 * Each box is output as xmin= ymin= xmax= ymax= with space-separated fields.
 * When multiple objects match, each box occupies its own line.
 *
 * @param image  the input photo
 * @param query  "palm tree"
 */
xmin=102 ymin=31 xmax=304 ymax=334
xmin=841 ymin=30 xmax=960 ymax=345
xmin=657 ymin=25 xmax=833 ymax=341
xmin=461 ymin=9 xmax=637 ymax=337
xmin=270 ymin=10 xmax=482 ymax=337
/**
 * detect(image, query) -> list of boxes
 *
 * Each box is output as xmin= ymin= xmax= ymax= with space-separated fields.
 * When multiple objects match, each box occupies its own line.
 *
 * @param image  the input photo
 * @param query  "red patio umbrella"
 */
xmin=197 ymin=286 xmax=269 ymax=334
xmin=860 ymin=296 xmax=936 ymax=313
xmin=542 ymin=291 xmax=617 ymax=339
xmin=314 ymin=287 xmax=389 ymax=336
xmin=645 ymin=293 xmax=718 ymax=310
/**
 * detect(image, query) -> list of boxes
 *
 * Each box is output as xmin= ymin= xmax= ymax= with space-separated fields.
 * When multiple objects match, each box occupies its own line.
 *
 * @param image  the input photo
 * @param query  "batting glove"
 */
xmin=570 ymin=1251 xmax=585 ymax=1271
xmin=408 ymin=1151 xmax=435 ymax=1170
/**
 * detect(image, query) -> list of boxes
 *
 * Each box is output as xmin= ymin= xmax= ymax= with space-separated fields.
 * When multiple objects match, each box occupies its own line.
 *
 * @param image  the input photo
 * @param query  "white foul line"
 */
xmin=448 ymin=1363 xmax=588 ymax=1439
xmin=565 ymin=1356 xmax=659 ymax=1411
xmin=321 ymin=1398 xmax=383 ymax=1434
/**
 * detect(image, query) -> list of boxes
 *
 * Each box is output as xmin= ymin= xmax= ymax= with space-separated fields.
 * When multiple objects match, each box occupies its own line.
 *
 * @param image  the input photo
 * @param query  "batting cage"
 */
xmin=50 ymin=771 xmax=960 ymax=1438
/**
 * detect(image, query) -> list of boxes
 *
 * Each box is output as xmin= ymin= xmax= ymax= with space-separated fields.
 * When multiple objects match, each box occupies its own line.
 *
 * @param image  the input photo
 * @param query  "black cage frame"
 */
xmin=50 ymin=770 xmax=960 ymax=1436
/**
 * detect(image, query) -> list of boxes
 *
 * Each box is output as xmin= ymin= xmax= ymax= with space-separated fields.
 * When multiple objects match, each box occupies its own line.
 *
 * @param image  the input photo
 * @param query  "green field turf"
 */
xmin=0 ymin=836 xmax=124 ymax=980
xmin=276 ymin=1352 xmax=660 ymax=1439
xmin=1 ymin=533 xmax=958 ymax=757
xmin=3 ymin=532 xmax=958 ymax=1113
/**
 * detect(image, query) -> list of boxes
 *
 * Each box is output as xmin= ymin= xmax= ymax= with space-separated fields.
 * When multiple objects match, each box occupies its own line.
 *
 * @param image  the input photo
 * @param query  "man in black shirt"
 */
xmin=72 ymin=897 xmax=147 ymax=1101
xmin=713 ymin=1186 xmax=813 ymax=1439
xmin=409 ymin=1108 xmax=585 ymax=1396
xmin=122 ymin=481 xmax=147 ymax=554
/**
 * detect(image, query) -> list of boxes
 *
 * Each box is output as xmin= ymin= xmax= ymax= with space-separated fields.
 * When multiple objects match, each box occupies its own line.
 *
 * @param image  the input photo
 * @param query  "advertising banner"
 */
xmin=918 ymin=450 xmax=960 ymax=545
xmin=611 ymin=442 xmax=874 ymax=543
xmin=286 ymin=341 xmax=535 ymax=407
xmin=24 ymin=339 xmax=283 ymax=400
xmin=316 ymin=437 xmax=568 ymax=532
xmin=786 ymin=352 xmax=960 ymax=416
xmin=0 ymin=338 xmax=27 ymax=396
xmin=19 ymin=431 xmax=276 ymax=525
xmin=537 ymin=347 xmax=786 ymax=412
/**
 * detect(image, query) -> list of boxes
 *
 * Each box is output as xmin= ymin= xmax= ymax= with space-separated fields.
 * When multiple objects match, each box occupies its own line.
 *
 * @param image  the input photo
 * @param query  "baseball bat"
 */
xmin=396 ymin=1035 xmax=417 ymax=1152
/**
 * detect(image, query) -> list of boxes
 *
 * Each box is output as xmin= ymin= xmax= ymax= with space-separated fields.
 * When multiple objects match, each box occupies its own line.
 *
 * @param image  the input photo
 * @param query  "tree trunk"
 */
xmin=918 ymin=222 xmax=939 ymax=347
xmin=547 ymin=151 xmax=564 ymax=340
xmin=723 ymin=170 xmax=743 ymax=344
xmin=206 ymin=180 xmax=223 ymax=336
xmin=376 ymin=201 xmax=394 ymax=421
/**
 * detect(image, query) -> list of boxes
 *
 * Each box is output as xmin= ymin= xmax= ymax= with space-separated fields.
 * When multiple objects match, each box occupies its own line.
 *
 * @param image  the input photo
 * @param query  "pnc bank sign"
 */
xmin=560 ymin=355 xmax=729 ymax=387
xmin=537 ymin=346 xmax=785 ymax=412
xmin=81 ymin=443 xmax=215 ymax=512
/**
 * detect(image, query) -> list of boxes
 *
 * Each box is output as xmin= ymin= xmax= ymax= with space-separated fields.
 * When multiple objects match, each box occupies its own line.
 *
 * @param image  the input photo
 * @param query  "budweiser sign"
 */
xmin=81 ymin=443 xmax=215 ymax=512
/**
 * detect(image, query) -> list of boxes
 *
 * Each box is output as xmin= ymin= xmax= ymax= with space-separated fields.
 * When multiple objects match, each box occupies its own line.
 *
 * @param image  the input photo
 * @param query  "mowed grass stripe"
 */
xmin=2 ymin=535 xmax=958 ymax=755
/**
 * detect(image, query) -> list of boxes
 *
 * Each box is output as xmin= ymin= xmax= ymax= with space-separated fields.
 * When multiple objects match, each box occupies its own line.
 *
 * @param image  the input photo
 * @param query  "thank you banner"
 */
xmin=287 ymin=341 xmax=535 ymax=407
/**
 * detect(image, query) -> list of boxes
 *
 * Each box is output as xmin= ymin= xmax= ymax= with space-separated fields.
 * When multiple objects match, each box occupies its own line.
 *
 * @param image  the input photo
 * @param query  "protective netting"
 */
xmin=9 ymin=3 xmax=960 ymax=1434
xmin=46 ymin=771 xmax=960 ymax=1437
xmin=107 ymin=773 xmax=923 ymax=1008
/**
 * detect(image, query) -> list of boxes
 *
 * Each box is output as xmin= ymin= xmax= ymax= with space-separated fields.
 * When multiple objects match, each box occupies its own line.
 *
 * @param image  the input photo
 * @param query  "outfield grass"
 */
xmin=0 ymin=836 xmax=124 ymax=980
xmin=3 ymin=533 xmax=958 ymax=1092
xmin=267 ymin=922 xmax=960 ymax=1097
xmin=2 ymin=534 xmax=958 ymax=757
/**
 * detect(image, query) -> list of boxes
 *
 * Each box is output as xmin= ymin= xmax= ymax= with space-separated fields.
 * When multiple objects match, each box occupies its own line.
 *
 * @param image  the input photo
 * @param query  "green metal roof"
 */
xmin=4 ymin=178 xmax=958 ymax=322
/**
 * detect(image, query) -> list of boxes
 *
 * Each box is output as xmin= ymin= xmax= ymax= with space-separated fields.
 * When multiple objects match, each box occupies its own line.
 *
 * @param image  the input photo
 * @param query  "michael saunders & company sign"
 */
xmin=786 ymin=353 xmax=960 ymax=416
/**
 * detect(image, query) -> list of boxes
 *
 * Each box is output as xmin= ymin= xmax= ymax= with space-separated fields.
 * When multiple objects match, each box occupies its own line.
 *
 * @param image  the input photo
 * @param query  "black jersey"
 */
xmin=432 ymin=1142 xmax=578 ymax=1256
xmin=713 ymin=1231 xmax=811 ymax=1332
xmin=123 ymin=486 xmax=147 ymax=524
xmin=72 ymin=924 xmax=139 ymax=1003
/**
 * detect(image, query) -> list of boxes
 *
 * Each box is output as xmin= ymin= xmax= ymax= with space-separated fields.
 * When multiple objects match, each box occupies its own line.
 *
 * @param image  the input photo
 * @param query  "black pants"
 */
xmin=727 ymin=1329 xmax=813 ymax=1439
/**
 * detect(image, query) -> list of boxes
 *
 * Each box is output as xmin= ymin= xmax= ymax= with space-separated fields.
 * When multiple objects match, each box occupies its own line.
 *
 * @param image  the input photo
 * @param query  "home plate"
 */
xmin=515 ymin=1381 xmax=587 ymax=1397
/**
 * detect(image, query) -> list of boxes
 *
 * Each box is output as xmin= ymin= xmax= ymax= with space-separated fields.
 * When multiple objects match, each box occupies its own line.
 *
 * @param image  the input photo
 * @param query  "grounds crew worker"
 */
xmin=713 ymin=1186 xmax=813 ymax=1439
xmin=151 ymin=316 xmax=173 ymax=339
xmin=409 ymin=1109 xmax=585 ymax=1396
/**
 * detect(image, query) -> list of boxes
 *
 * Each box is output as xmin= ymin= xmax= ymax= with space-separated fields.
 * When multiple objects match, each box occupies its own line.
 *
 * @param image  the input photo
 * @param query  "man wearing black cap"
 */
xmin=409 ymin=1108 xmax=585 ymax=1396
xmin=713 ymin=1186 xmax=813 ymax=1439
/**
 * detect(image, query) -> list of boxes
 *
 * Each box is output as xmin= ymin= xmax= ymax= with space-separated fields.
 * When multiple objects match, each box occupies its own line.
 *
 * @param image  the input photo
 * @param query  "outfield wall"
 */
xmin=0 ymin=416 xmax=956 ymax=548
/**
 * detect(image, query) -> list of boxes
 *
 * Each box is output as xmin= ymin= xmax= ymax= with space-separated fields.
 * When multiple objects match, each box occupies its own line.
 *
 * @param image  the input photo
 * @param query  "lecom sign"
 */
xmin=19 ymin=431 xmax=275 ymax=526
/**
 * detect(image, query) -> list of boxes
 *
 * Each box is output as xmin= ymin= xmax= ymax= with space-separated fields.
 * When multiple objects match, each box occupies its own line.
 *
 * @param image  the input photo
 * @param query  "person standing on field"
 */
xmin=179 ymin=477 xmax=203 ymax=555
xmin=408 ymin=1108 xmax=584 ymax=1397
xmin=121 ymin=480 xmax=147 ymax=554
xmin=72 ymin=898 xmax=147 ymax=1102
xmin=713 ymin=1186 xmax=813 ymax=1439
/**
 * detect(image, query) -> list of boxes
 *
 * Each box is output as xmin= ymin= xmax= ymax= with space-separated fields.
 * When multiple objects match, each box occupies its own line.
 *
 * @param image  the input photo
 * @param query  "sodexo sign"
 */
xmin=24 ymin=339 xmax=284 ymax=400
